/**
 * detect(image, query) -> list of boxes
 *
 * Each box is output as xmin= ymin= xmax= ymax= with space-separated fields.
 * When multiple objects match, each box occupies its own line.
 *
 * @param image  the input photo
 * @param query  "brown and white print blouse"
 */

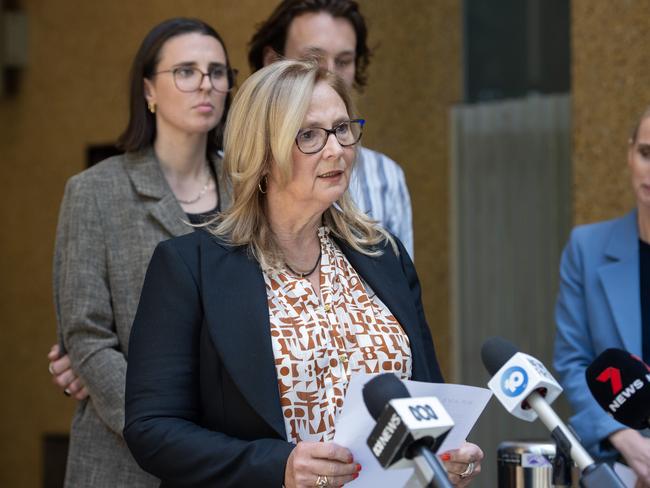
xmin=263 ymin=227 xmax=412 ymax=444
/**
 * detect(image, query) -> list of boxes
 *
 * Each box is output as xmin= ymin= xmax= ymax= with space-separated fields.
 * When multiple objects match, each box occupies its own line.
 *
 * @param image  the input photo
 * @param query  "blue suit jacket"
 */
xmin=124 ymin=229 xmax=443 ymax=487
xmin=554 ymin=209 xmax=641 ymax=458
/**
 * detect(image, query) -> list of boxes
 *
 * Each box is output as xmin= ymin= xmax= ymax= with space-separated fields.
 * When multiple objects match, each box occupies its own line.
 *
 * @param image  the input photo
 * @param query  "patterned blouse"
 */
xmin=263 ymin=227 xmax=412 ymax=444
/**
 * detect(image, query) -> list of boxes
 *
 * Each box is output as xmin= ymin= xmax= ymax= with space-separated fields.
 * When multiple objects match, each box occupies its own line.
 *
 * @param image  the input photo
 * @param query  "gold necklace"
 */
xmin=176 ymin=164 xmax=212 ymax=205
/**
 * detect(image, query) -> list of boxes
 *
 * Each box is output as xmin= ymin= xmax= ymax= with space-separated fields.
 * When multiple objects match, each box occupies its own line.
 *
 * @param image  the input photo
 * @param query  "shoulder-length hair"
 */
xmin=248 ymin=0 xmax=372 ymax=90
xmin=117 ymin=18 xmax=233 ymax=155
xmin=210 ymin=60 xmax=395 ymax=271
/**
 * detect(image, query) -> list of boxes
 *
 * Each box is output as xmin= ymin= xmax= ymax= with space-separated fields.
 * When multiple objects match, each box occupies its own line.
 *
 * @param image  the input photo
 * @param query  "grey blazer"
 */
xmin=54 ymin=148 xmax=227 ymax=487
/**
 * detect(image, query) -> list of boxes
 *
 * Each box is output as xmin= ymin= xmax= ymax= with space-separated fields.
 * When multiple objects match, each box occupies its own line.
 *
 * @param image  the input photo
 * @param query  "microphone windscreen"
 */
xmin=362 ymin=373 xmax=410 ymax=420
xmin=481 ymin=337 xmax=519 ymax=376
xmin=586 ymin=348 xmax=650 ymax=430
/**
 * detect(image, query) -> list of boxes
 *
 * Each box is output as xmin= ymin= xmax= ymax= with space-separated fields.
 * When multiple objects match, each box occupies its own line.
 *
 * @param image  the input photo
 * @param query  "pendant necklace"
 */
xmin=285 ymin=248 xmax=322 ymax=278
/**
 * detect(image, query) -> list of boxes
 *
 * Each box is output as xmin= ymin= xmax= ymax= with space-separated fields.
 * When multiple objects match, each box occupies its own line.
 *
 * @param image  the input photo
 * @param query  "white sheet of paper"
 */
xmin=333 ymin=374 xmax=492 ymax=487
xmin=614 ymin=462 xmax=637 ymax=487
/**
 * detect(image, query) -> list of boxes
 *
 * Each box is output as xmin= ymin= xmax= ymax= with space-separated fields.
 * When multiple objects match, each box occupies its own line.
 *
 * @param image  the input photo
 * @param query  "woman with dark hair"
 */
xmin=48 ymin=17 xmax=235 ymax=487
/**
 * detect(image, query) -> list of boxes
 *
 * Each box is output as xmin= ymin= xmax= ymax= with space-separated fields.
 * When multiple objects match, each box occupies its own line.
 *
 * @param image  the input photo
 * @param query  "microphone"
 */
xmin=586 ymin=348 xmax=650 ymax=430
xmin=362 ymin=373 xmax=454 ymax=488
xmin=482 ymin=336 xmax=563 ymax=422
xmin=481 ymin=337 xmax=626 ymax=487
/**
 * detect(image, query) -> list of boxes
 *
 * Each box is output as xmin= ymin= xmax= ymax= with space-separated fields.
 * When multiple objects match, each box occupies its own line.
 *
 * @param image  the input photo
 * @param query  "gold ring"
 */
xmin=315 ymin=474 xmax=329 ymax=487
xmin=459 ymin=461 xmax=475 ymax=479
xmin=48 ymin=363 xmax=55 ymax=375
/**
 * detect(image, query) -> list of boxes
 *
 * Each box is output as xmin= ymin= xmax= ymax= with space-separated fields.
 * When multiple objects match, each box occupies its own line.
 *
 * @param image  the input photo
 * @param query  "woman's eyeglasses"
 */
xmin=295 ymin=119 xmax=365 ymax=154
xmin=154 ymin=66 xmax=238 ymax=93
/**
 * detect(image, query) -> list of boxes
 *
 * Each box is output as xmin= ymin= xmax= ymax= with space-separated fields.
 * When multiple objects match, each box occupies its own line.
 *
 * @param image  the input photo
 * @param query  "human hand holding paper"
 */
xmin=333 ymin=374 xmax=491 ymax=487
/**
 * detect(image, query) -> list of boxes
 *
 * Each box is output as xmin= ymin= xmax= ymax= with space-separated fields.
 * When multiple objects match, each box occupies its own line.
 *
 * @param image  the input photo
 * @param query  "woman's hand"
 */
xmin=439 ymin=441 xmax=484 ymax=487
xmin=609 ymin=428 xmax=650 ymax=487
xmin=284 ymin=441 xmax=360 ymax=488
xmin=47 ymin=344 xmax=89 ymax=400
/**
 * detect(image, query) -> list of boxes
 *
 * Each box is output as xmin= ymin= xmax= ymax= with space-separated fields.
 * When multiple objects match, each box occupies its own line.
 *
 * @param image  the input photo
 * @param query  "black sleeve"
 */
xmin=124 ymin=239 xmax=293 ymax=487
xmin=394 ymin=237 xmax=444 ymax=383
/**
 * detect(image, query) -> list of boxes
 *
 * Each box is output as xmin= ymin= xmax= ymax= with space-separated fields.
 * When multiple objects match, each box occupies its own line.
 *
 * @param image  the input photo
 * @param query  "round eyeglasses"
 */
xmin=295 ymin=119 xmax=365 ymax=154
xmin=154 ymin=66 xmax=238 ymax=93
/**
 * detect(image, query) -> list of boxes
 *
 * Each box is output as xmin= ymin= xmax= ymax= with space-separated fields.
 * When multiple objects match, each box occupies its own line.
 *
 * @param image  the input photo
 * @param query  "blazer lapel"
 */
xmin=124 ymin=149 xmax=191 ymax=237
xmin=337 ymin=239 xmax=429 ymax=380
xmin=598 ymin=210 xmax=641 ymax=355
xmin=200 ymin=239 xmax=287 ymax=439
xmin=213 ymin=154 xmax=232 ymax=212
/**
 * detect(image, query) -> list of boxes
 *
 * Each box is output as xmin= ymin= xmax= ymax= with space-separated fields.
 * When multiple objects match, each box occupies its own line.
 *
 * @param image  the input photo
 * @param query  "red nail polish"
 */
xmin=356 ymin=463 xmax=362 ymax=472
xmin=353 ymin=473 xmax=359 ymax=479
xmin=440 ymin=453 xmax=451 ymax=462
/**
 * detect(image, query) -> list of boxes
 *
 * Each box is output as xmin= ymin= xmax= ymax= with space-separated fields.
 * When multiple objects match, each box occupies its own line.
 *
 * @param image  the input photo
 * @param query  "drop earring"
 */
xmin=258 ymin=175 xmax=268 ymax=194
xmin=148 ymin=101 xmax=156 ymax=114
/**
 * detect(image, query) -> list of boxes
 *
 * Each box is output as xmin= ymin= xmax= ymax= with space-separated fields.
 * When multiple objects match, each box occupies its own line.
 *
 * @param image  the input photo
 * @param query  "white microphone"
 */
xmin=481 ymin=337 xmax=626 ymax=487
xmin=363 ymin=373 xmax=455 ymax=488
xmin=486 ymin=348 xmax=563 ymax=423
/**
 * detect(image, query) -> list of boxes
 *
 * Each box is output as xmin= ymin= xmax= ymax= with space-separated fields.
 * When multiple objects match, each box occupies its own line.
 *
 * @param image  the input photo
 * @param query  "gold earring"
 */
xmin=258 ymin=175 xmax=268 ymax=194
xmin=148 ymin=101 xmax=156 ymax=114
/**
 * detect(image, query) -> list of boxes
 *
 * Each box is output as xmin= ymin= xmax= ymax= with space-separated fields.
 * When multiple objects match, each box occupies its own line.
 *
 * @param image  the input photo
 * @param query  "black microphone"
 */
xmin=362 ymin=373 xmax=454 ymax=488
xmin=586 ymin=348 xmax=650 ymax=430
xmin=481 ymin=337 xmax=626 ymax=487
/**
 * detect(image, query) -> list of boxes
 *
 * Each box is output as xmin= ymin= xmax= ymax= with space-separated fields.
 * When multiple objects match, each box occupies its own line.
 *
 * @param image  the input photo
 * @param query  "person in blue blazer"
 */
xmin=124 ymin=60 xmax=484 ymax=487
xmin=554 ymin=107 xmax=650 ymax=485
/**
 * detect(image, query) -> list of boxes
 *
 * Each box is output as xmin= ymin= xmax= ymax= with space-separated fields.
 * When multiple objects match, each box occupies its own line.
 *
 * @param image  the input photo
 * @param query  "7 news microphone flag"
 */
xmin=586 ymin=348 xmax=650 ymax=430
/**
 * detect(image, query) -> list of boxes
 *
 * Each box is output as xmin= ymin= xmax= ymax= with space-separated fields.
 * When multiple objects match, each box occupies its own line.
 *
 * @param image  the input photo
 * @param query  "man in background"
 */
xmin=249 ymin=0 xmax=414 ymax=257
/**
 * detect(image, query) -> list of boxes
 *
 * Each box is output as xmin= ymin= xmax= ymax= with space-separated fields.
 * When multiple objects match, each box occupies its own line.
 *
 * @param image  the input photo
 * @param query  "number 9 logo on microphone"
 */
xmin=501 ymin=366 xmax=528 ymax=397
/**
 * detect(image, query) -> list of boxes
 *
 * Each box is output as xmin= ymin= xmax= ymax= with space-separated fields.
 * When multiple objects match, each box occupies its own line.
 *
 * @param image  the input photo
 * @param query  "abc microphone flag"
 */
xmin=363 ymin=373 xmax=454 ymax=470
xmin=363 ymin=374 xmax=455 ymax=488
xmin=586 ymin=348 xmax=650 ymax=430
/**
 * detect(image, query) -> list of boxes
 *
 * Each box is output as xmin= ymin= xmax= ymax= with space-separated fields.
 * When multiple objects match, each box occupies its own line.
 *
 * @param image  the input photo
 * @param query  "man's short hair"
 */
xmin=248 ymin=0 xmax=372 ymax=89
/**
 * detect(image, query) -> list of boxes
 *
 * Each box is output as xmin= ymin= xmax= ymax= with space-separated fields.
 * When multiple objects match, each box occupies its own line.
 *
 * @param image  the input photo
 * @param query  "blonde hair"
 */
xmin=210 ymin=59 xmax=396 ymax=270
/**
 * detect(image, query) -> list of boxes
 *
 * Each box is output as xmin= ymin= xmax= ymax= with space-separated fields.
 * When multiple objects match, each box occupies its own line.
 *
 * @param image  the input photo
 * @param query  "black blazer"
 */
xmin=124 ymin=230 xmax=443 ymax=487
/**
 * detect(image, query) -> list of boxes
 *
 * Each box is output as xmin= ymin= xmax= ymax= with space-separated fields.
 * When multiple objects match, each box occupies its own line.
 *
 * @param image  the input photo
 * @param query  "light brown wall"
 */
xmin=572 ymin=1 xmax=650 ymax=224
xmin=0 ymin=1 xmax=459 ymax=485
xmin=359 ymin=1 xmax=461 ymax=381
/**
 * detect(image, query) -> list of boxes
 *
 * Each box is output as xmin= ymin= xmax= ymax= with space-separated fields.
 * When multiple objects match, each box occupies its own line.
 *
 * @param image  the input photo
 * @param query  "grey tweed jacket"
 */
xmin=53 ymin=148 xmax=227 ymax=487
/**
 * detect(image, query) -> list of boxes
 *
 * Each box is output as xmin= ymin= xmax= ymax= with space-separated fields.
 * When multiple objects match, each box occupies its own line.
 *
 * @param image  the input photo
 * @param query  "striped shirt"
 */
xmin=348 ymin=146 xmax=414 ymax=257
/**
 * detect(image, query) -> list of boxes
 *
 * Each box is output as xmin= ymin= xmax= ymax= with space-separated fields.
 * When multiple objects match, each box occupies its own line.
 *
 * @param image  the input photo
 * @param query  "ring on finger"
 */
xmin=63 ymin=388 xmax=71 ymax=397
xmin=315 ymin=474 xmax=329 ymax=487
xmin=48 ymin=363 xmax=55 ymax=375
xmin=459 ymin=461 xmax=475 ymax=479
